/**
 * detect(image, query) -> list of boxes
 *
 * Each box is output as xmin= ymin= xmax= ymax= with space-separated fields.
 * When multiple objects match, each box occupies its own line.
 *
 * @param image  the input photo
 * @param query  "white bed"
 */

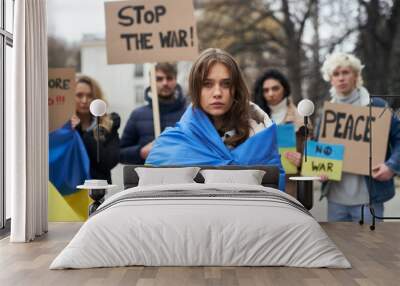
xmin=50 ymin=182 xmax=350 ymax=269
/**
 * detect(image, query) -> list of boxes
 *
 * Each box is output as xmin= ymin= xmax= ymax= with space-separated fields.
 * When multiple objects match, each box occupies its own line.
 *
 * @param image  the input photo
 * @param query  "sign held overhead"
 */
xmin=105 ymin=0 xmax=199 ymax=64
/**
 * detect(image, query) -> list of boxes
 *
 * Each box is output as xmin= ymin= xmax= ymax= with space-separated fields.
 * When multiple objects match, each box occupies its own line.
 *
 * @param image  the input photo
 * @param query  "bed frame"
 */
xmin=122 ymin=165 xmax=313 ymax=210
xmin=123 ymin=165 xmax=279 ymax=189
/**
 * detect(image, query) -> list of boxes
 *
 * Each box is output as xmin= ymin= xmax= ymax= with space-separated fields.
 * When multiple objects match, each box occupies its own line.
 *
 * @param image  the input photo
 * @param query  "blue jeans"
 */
xmin=328 ymin=201 xmax=384 ymax=223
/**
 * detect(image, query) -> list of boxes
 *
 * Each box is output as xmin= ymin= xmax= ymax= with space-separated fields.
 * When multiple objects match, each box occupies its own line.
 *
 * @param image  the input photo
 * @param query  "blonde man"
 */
xmin=320 ymin=52 xmax=400 ymax=223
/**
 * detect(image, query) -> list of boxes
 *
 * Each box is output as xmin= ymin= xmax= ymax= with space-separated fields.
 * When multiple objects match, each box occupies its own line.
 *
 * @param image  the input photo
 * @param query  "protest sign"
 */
xmin=319 ymin=102 xmax=391 ymax=175
xmin=105 ymin=0 xmax=199 ymax=136
xmin=105 ymin=0 xmax=199 ymax=64
xmin=301 ymin=140 xmax=344 ymax=181
xmin=48 ymin=68 xmax=76 ymax=132
xmin=277 ymin=123 xmax=298 ymax=174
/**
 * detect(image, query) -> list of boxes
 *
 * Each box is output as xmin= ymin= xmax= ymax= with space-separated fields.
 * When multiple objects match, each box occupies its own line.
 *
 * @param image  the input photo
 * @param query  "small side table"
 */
xmin=289 ymin=176 xmax=320 ymax=210
xmin=77 ymin=180 xmax=117 ymax=215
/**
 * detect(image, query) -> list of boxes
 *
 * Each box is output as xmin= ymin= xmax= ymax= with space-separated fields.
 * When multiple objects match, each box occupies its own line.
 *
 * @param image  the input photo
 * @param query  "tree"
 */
xmin=48 ymin=36 xmax=81 ymax=71
xmin=197 ymin=0 xmax=285 ymax=83
xmin=197 ymin=0 xmax=400 ymax=111
xmin=197 ymin=0 xmax=320 ymax=105
xmin=355 ymin=0 xmax=400 ymax=106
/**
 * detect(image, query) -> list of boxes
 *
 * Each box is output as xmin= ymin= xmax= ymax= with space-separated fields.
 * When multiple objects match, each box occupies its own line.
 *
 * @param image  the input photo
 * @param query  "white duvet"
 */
xmin=50 ymin=183 xmax=351 ymax=269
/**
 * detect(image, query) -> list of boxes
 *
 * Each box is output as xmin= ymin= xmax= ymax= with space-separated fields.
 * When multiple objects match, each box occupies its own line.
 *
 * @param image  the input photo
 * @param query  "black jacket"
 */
xmin=77 ymin=112 xmax=120 ymax=183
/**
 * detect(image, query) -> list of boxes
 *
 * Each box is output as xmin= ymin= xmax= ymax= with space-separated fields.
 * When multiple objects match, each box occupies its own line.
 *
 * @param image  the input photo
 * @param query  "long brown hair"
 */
xmin=76 ymin=75 xmax=113 ymax=133
xmin=188 ymin=48 xmax=250 ymax=147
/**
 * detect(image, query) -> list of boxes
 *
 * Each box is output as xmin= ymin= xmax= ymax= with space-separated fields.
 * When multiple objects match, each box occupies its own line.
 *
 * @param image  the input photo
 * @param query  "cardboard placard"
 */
xmin=301 ymin=140 xmax=344 ymax=181
xmin=105 ymin=0 xmax=199 ymax=64
xmin=319 ymin=102 xmax=391 ymax=175
xmin=48 ymin=68 xmax=76 ymax=132
xmin=277 ymin=124 xmax=298 ymax=174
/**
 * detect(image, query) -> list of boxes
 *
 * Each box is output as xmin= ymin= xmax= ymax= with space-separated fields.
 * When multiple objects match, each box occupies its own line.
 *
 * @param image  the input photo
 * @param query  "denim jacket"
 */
xmin=318 ymin=97 xmax=400 ymax=204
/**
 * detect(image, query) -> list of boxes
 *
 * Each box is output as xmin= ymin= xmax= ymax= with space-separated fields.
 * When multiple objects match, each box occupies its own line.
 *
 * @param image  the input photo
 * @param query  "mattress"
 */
xmin=50 ymin=183 xmax=351 ymax=269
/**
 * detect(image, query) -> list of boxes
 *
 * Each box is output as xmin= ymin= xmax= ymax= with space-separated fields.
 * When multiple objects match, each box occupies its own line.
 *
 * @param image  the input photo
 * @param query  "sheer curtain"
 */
xmin=7 ymin=0 xmax=48 ymax=242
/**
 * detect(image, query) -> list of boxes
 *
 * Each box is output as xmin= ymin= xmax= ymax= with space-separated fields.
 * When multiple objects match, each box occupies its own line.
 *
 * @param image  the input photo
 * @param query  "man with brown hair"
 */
xmin=120 ymin=63 xmax=187 ymax=164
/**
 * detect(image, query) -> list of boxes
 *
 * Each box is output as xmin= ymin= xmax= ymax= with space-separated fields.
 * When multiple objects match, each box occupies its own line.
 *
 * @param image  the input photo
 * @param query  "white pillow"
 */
xmin=135 ymin=167 xmax=201 ymax=186
xmin=200 ymin=169 xmax=266 ymax=185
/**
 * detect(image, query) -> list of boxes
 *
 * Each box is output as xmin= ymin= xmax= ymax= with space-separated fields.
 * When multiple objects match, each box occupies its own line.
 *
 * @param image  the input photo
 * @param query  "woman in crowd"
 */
xmin=146 ymin=48 xmax=285 ymax=190
xmin=71 ymin=75 xmax=120 ymax=183
xmin=253 ymin=69 xmax=306 ymax=196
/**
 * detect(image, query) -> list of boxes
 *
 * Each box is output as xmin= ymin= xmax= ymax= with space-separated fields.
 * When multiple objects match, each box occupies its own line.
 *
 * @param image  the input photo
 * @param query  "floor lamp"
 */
xmin=360 ymin=95 xmax=400 ymax=230
xmin=297 ymin=99 xmax=315 ymax=162
xmin=292 ymin=99 xmax=315 ymax=210
xmin=89 ymin=99 xmax=107 ymax=163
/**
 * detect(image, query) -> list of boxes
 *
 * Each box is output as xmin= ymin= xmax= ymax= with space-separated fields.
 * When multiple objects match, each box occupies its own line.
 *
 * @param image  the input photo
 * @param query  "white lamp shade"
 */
xmin=297 ymin=99 xmax=315 ymax=117
xmin=89 ymin=99 xmax=107 ymax=117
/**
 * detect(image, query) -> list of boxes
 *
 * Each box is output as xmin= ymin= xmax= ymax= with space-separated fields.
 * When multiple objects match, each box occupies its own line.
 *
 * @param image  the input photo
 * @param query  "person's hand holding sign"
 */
xmin=70 ymin=114 xmax=80 ymax=129
xmin=372 ymin=163 xmax=395 ymax=181
xmin=319 ymin=174 xmax=329 ymax=182
xmin=140 ymin=141 xmax=154 ymax=160
xmin=284 ymin=151 xmax=302 ymax=167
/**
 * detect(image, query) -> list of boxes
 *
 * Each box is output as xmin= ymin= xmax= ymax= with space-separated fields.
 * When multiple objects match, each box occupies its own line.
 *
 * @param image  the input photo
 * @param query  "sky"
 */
xmin=47 ymin=0 xmax=106 ymax=43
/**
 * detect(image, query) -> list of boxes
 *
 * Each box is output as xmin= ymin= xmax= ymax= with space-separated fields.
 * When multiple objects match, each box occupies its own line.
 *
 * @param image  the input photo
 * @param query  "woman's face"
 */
xmin=200 ymin=63 xmax=234 ymax=121
xmin=75 ymin=82 xmax=94 ymax=114
xmin=330 ymin=66 xmax=358 ymax=95
xmin=263 ymin=78 xmax=285 ymax=106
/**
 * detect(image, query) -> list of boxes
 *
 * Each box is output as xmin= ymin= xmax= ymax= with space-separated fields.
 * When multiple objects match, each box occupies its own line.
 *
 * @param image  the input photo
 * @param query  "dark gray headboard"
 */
xmin=123 ymin=165 xmax=280 ymax=190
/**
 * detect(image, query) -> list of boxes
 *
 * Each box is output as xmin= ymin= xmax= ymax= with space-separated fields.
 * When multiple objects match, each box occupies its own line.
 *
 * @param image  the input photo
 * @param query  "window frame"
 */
xmin=134 ymin=85 xmax=145 ymax=105
xmin=134 ymin=64 xmax=144 ymax=78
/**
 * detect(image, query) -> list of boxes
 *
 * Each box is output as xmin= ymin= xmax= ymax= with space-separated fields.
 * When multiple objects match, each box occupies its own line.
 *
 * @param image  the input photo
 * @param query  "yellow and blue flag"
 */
xmin=146 ymin=105 xmax=286 ymax=191
xmin=277 ymin=123 xmax=298 ymax=174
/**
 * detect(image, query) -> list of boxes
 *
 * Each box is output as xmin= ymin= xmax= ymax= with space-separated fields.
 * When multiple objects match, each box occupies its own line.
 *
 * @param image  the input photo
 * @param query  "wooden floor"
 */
xmin=0 ymin=222 xmax=399 ymax=286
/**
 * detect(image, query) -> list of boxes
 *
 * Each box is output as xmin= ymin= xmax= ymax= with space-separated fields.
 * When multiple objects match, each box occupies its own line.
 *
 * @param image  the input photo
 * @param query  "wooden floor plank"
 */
xmin=0 ymin=222 xmax=399 ymax=286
